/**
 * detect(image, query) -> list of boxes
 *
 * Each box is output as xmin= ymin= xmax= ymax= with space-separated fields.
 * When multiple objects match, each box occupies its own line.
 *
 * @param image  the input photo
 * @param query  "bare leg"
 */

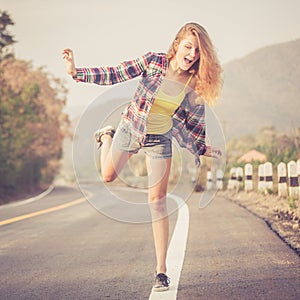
xmin=100 ymin=135 xmax=132 ymax=182
xmin=146 ymin=156 xmax=172 ymax=274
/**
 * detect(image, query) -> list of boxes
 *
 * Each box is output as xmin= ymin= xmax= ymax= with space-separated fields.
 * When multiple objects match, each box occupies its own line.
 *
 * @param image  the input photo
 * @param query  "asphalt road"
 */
xmin=0 ymin=184 xmax=299 ymax=300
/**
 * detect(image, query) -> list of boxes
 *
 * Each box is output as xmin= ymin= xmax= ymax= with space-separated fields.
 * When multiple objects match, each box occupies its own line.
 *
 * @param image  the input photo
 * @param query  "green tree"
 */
xmin=226 ymin=125 xmax=300 ymax=168
xmin=0 ymin=10 xmax=16 ymax=60
xmin=0 ymin=57 xmax=70 ymax=199
xmin=0 ymin=11 xmax=69 ymax=202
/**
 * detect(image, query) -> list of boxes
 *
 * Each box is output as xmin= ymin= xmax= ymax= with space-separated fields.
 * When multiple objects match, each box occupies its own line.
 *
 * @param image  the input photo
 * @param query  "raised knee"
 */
xmin=102 ymin=173 xmax=117 ymax=183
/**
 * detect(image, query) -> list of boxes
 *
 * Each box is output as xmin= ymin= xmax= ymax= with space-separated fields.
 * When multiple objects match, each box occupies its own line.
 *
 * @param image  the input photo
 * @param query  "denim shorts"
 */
xmin=112 ymin=121 xmax=172 ymax=159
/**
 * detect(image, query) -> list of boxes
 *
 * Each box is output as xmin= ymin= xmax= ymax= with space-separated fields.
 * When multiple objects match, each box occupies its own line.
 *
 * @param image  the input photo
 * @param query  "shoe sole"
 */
xmin=94 ymin=126 xmax=115 ymax=144
xmin=152 ymin=286 xmax=169 ymax=292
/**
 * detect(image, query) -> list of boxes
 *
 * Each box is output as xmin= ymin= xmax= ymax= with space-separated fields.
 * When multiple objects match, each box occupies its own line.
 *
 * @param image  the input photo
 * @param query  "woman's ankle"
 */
xmin=101 ymin=134 xmax=112 ymax=143
xmin=156 ymin=267 xmax=167 ymax=274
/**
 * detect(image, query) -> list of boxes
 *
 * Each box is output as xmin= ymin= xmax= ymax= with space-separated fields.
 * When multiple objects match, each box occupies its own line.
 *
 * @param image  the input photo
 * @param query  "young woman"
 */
xmin=63 ymin=22 xmax=222 ymax=292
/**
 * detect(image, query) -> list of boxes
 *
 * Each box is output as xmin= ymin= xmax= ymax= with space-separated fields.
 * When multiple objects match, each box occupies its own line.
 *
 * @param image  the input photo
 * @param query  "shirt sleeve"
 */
xmin=74 ymin=52 xmax=155 ymax=85
xmin=187 ymin=104 xmax=207 ymax=155
xmin=172 ymin=96 xmax=207 ymax=167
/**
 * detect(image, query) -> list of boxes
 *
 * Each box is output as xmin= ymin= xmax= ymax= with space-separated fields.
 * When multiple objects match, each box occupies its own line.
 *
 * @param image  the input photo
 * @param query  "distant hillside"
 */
xmin=214 ymin=39 xmax=300 ymax=140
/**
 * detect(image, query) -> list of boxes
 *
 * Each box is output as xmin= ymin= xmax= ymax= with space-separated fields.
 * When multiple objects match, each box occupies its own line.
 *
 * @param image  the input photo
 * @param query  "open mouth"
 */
xmin=184 ymin=58 xmax=193 ymax=65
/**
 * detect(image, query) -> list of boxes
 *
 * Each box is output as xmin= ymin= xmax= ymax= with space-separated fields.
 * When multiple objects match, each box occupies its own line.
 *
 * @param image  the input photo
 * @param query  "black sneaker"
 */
xmin=94 ymin=125 xmax=115 ymax=148
xmin=153 ymin=273 xmax=170 ymax=292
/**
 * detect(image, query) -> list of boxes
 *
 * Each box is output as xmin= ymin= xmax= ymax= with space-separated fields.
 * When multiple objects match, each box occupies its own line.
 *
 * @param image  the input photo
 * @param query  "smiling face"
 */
xmin=173 ymin=34 xmax=200 ymax=72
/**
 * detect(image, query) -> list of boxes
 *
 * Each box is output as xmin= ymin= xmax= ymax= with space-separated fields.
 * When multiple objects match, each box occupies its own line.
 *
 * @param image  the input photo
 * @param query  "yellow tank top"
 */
xmin=147 ymin=75 xmax=193 ymax=134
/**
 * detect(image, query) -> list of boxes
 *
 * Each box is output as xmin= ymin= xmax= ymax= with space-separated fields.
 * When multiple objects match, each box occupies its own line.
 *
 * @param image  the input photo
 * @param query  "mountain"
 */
xmin=214 ymin=38 xmax=300 ymax=140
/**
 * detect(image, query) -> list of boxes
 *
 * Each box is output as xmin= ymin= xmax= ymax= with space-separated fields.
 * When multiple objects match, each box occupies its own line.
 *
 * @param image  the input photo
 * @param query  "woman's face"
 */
xmin=174 ymin=34 xmax=200 ymax=71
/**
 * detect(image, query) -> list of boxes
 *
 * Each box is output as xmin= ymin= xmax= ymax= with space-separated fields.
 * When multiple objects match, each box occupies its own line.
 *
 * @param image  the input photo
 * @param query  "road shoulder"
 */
xmin=178 ymin=192 xmax=300 ymax=300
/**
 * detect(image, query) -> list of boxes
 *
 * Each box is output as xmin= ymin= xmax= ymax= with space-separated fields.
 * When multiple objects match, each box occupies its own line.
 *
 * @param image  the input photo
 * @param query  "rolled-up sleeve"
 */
xmin=172 ymin=96 xmax=207 ymax=167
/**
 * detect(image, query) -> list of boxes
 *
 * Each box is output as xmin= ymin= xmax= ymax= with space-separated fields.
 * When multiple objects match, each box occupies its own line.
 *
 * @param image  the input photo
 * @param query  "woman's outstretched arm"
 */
xmin=62 ymin=48 xmax=77 ymax=77
xmin=62 ymin=49 xmax=154 ymax=85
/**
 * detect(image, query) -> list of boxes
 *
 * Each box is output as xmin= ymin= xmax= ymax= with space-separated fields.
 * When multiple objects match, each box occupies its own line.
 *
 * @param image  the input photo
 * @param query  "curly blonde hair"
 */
xmin=167 ymin=22 xmax=223 ymax=105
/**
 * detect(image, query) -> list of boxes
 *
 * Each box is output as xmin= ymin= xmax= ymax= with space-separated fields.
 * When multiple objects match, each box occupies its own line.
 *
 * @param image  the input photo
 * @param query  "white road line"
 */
xmin=149 ymin=194 xmax=190 ymax=300
xmin=84 ymin=185 xmax=190 ymax=298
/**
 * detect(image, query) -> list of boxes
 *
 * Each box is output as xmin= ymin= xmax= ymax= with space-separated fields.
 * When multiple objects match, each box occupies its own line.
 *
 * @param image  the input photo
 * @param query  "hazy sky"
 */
xmin=1 ymin=0 xmax=300 ymax=111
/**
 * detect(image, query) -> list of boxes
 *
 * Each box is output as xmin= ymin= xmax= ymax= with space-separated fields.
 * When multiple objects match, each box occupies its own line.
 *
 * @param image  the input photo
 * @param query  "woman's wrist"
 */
xmin=70 ymin=70 xmax=77 ymax=79
xmin=71 ymin=71 xmax=77 ymax=79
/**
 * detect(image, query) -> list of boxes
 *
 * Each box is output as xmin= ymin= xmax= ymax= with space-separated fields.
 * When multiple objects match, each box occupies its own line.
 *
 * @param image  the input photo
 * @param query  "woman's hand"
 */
xmin=203 ymin=145 xmax=222 ymax=159
xmin=62 ymin=48 xmax=77 ymax=77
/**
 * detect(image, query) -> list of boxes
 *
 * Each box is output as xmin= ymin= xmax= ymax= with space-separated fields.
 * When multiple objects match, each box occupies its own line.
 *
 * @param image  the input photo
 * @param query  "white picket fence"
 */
xmin=225 ymin=159 xmax=300 ymax=199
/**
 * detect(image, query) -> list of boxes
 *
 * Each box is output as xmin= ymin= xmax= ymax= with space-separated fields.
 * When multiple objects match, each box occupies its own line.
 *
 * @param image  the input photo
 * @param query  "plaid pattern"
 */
xmin=75 ymin=52 xmax=206 ymax=166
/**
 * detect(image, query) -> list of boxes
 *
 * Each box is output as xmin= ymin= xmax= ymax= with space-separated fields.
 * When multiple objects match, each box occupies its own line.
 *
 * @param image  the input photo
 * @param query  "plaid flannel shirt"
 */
xmin=75 ymin=52 xmax=206 ymax=166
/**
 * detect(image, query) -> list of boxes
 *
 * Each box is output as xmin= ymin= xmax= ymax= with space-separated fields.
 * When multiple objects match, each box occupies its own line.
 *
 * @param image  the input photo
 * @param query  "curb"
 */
xmin=0 ymin=185 xmax=55 ymax=209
